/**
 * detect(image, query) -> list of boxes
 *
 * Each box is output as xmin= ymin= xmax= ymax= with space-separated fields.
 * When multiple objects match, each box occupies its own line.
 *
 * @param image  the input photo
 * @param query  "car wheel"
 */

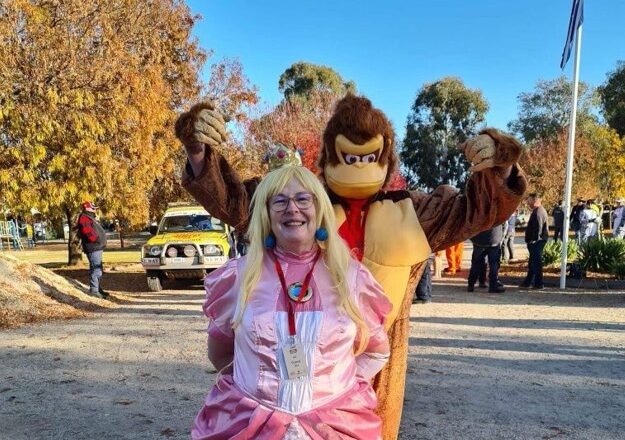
xmin=146 ymin=271 xmax=163 ymax=292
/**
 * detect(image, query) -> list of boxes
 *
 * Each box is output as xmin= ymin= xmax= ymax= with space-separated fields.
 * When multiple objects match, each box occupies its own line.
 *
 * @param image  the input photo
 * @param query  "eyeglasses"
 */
xmin=269 ymin=193 xmax=315 ymax=212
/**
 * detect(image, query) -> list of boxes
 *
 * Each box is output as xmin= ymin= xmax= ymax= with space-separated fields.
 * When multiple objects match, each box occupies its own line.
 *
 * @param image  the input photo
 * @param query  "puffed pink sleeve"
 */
xmin=203 ymin=258 xmax=239 ymax=344
xmin=353 ymin=263 xmax=392 ymax=380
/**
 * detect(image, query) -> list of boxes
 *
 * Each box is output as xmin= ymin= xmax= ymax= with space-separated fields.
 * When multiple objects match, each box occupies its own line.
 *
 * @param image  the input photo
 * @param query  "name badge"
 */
xmin=281 ymin=342 xmax=308 ymax=379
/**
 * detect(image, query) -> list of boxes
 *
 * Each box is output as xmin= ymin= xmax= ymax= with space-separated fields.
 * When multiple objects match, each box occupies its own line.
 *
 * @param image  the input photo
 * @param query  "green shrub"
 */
xmin=609 ymin=261 xmax=625 ymax=280
xmin=542 ymin=239 xmax=578 ymax=266
xmin=578 ymin=238 xmax=625 ymax=272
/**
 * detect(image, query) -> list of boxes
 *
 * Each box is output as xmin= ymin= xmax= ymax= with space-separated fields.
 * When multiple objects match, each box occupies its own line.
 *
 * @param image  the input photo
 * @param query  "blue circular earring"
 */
xmin=315 ymin=227 xmax=328 ymax=241
xmin=264 ymin=234 xmax=276 ymax=249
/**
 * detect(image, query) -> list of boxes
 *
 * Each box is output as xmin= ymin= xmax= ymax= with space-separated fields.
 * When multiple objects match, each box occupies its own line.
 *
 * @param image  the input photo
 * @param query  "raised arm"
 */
xmin=411 ymin=128 xmax=528 ymax=252
xmin=175 ymin=102 xmax=256 ymax=230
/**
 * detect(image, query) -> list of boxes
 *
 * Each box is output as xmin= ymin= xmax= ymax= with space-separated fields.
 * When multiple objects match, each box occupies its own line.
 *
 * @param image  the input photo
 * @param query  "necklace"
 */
xmin=271 ymin=248 xmax=321 ymax=337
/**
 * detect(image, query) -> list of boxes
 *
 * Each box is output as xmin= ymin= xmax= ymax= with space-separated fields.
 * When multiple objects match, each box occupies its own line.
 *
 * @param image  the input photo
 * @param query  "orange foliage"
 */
xmin=520 ymin=128 xmax=599 ymax=207
xmin=247 ymin=92 xmax=339 ymax=173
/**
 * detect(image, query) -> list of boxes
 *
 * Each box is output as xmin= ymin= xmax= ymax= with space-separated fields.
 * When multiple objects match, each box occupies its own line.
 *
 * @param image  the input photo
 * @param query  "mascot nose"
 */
xmin=353 ymin=162 xmax=367 ymax=169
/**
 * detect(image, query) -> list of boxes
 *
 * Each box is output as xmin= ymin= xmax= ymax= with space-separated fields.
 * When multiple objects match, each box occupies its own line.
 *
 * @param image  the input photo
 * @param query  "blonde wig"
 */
xmin=232 ymin=165 xmax=370 ymax=353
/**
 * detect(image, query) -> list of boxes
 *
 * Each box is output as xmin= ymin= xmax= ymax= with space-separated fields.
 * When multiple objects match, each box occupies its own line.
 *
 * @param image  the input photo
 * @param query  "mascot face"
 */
xmin=319 ymin=94 xmax=397 ymax=200
xmin=324 ymin=134 xmax=388 ymax=199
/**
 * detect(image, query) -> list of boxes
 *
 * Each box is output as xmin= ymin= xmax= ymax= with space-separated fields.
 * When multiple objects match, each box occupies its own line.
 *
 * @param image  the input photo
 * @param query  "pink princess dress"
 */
xmin=192 ymin=247 xmax=391 ymax=440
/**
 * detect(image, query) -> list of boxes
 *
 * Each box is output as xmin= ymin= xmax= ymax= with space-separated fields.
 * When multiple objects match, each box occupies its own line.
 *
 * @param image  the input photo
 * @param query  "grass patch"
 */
xmin=6 ymin=247 xmax=141 ymax=266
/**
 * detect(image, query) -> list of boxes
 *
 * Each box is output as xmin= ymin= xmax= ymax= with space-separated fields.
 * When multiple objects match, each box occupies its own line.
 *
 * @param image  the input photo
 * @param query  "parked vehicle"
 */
xmin=141 ymin=203 xmax=232 ymax=291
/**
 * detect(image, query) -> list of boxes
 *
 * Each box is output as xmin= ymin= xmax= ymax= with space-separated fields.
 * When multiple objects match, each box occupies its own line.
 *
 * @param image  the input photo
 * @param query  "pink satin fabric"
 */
xmin=193 ymin=374 xmax=381 ymax=440
xmin=193 ymin=247 xmax=391 ymax=439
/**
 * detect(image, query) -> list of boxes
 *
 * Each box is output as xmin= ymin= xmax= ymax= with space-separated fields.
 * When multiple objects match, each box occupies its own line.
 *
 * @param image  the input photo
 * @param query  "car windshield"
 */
xmin=159 ymin=214 xmax=225 ymax=233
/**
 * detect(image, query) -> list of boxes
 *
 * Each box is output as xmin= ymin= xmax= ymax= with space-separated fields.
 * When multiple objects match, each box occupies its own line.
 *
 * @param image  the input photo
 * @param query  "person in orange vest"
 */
xmin=443 ymin=241 xmax=464 ymax=275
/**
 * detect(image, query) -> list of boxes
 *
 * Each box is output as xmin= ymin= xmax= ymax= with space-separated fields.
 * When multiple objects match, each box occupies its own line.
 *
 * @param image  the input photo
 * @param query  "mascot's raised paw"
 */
xmin=462 ymin=134 xmax=496 ymax=173
xmin=195 ymin=107 xmax=227 ymax=147
xmin=461 ymin=128 xmax=524 ymax=173
xmin=175 ymin=102 xmax=228 ymax=155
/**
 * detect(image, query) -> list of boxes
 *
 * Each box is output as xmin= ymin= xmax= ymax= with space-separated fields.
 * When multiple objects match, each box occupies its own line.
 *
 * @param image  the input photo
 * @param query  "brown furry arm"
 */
xmin=181 ymin=153 xmax=255 ymax=231
xmin=411 ymin=165 xmax=527 ymax=252
xmin=176 ymin=103 xmax=253 ymax=230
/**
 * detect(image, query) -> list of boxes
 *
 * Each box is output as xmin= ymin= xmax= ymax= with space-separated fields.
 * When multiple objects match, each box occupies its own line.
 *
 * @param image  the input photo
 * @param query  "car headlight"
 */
xmin=145 ymin=245 xmax=162 ymax=256
xmin=166 ymin=247 xmax=178 ymax=257
xmin=202 ymin=244 xmax=223 ymax=256
xmin=183 ymin=244 xmax=196 ymax=257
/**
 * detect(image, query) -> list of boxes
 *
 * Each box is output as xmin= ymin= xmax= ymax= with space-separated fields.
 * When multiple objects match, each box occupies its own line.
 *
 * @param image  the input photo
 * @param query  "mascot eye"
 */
xmin=361 ymin=153 xmax=377 ymax=163
xmin=344 ymin=154 xmax=360 ymax=165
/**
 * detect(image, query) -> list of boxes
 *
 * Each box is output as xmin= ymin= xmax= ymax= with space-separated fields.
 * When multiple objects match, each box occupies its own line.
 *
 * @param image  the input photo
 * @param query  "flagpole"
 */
xmin=559 ymin=22 xmax=583 ymax=289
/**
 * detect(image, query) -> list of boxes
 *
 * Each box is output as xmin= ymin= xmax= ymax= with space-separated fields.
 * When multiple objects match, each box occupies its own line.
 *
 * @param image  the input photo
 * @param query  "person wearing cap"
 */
xmin=613 ymin=198 xmax=625 ymax=239
xmin=76 ymin=201 xmax=108 ymax=298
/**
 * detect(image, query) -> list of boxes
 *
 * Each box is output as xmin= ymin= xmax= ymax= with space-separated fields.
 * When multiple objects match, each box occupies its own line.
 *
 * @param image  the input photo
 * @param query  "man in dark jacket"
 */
xmin=521 ymin=193 xmax=549 ymax=290
xmin=76 ymin=201 xmax=108 ymax=298
xmin=570 ymin=199 xmax=585 ymax=243
xmin=551 ymin=201 xmax=565 ymax=241
xmin=468 ymin=224 xmax=505 ymax=293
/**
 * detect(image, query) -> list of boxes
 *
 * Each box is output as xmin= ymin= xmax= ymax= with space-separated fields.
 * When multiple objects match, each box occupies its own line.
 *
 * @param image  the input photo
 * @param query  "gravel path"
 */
xmin=1 ymin=275 xmax=624 ymax=439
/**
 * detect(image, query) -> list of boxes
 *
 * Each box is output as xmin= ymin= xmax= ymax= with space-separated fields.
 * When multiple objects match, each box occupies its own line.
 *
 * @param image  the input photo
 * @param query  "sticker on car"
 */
xmin=204 ymin=256 xmax=227 ymax=264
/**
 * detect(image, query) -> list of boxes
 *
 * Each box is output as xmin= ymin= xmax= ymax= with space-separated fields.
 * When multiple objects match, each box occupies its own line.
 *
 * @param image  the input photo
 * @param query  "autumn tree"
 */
xmin=400 ymin=77 xmax=488 ymax=191
xmin=0 ymin=0 xmax=204 ymax=264
xmin=246 ymin=90 xmax=338 ymax=172
xmin=599 ymin=61 xmax=625 ymax=137
xmin=206 ymin=58 xmax=259 ymax=123
xmin=149 ymin=57 xmax=260 ymax=221
xmin=508 ymin=76 xmax=597 ymax=143
xmin=520 ymin=129 xmax=600 ymax=208
xmin=278 ymin=62 xmax=356 ymax=102
xmin=580 ymin=123 xmax=625 ymax=200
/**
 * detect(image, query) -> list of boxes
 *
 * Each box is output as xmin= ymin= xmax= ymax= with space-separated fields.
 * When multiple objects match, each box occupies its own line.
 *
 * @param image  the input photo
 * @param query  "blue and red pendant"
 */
xmin=287 ymin=282 xmax=313 ymax=302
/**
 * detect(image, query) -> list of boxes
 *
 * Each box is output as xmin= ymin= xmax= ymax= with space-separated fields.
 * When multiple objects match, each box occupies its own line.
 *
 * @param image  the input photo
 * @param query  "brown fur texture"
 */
xmin=319 ymin=94 xmax=397 ymax=187
xmin=373 ymin=262 xmax=425 ymax=440
xmin=480 ymin=128 xmax=525 ymax=166
xmin=174 ymin=102 xmax=217 ymax=152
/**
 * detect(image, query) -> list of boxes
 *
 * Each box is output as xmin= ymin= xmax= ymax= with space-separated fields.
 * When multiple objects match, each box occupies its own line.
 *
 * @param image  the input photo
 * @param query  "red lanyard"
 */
xmin=271 ymin=249 xmax=321 ymax=336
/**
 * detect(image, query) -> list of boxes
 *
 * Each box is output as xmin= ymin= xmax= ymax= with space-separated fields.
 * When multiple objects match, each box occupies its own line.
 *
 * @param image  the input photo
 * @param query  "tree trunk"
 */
xmin=119 ymin=227 xmax=125 ymax=249
xmin=65 ymin=208 xmax=83 ymax=266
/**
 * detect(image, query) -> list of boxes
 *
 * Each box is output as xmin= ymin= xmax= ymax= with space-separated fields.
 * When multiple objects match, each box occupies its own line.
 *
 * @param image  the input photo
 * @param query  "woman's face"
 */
xmin=268 ymin=177 xmax=317 ymax=253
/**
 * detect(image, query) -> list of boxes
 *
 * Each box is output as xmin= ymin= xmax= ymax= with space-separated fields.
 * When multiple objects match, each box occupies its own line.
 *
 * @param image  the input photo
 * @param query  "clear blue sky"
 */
xmin=186 ymin=0 xmax=624 ymax=136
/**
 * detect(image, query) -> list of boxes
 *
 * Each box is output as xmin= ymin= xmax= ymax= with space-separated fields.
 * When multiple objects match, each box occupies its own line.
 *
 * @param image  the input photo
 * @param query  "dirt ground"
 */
xmin=1 ymin=265 xmax=624 ymax=440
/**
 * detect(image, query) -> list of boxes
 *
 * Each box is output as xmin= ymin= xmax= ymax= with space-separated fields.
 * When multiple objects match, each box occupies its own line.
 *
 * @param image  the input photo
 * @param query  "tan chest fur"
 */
xmin=334 ymin=198 xmax=431 ymax=326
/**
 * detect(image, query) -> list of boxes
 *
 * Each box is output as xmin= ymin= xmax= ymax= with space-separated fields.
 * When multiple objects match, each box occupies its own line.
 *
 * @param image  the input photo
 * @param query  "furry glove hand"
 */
xmin=462 ymin=134 xmax=496 ymax=173
xmin=461 ymin=128 xmax=524 ymax=173
xmin=175 ymin=102 xmax=228 ymax=155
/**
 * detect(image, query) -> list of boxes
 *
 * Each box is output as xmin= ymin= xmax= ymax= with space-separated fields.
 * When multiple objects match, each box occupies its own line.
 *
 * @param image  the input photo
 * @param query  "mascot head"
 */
xmin=319 ymin=94 xmax=397 ymax=199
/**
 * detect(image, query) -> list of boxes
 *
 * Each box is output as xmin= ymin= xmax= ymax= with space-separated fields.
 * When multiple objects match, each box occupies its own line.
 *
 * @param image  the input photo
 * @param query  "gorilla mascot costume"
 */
xmin=176 ymin=94 xmax=527 ymax=439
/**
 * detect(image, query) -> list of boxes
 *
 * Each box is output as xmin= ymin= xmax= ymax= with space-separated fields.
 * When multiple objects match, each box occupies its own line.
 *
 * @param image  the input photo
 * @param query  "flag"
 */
xmin=560 ymin=0 xmax=584 ymax=69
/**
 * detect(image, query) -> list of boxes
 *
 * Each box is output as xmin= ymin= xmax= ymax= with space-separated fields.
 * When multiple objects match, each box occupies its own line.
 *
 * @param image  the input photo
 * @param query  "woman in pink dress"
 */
xmin=192 ymin=164 xmax=391 ymax=439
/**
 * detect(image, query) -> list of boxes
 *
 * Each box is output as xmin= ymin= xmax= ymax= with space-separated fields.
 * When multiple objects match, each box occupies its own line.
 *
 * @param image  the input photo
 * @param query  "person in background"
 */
xmin=551 ymin=201 xmax=565 ymax=241
xmin=76 ymin=201 xmax=108 ymax=298
xmin=570 ymin=199 xmax=585 ymax=244
xmin=520 ymin=193 xmax=549 ymax=290
xmin=25 ymin=217 xmax=35 ymax=248
xmin=588 ymin=199 xmax=604 ymax=238
xmin=580 ymin=201 xmax=599 ymax=242
xmin=502 ymin=211 xmax=517 ymax=263
xmin=612 ymin=198 xmax=625 ymax=239
xmin=467 ymin=224 xmax=505 ymax=293
xmin=413 ymin=255 xmax=433 ymax=303
xmin=443 ymin=241 xmax=464 ymax=275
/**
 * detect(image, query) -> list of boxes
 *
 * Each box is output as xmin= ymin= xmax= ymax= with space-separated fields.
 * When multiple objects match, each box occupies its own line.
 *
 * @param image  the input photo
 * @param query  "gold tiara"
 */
xmin=263 ymin=143 xmax=303 ymax=172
